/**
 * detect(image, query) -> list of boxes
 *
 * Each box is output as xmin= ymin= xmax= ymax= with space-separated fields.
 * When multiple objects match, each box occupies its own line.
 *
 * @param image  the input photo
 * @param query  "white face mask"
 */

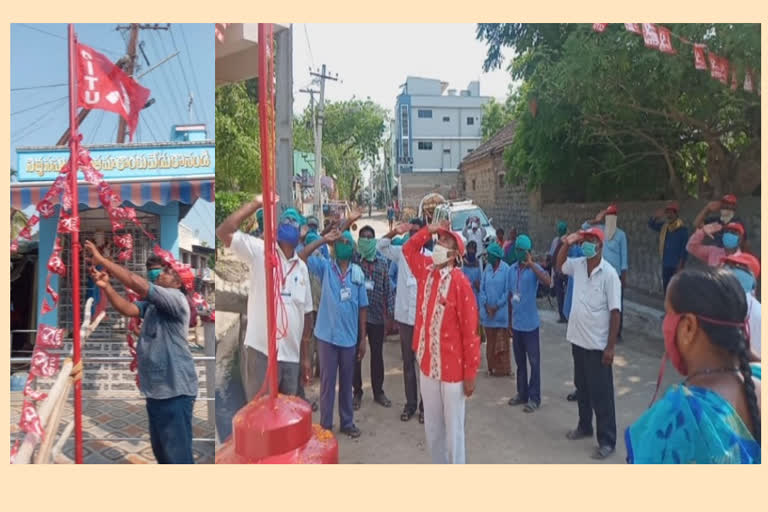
xmin=431 ymin=244 xmax=454 ymax=267
xmin=604 ymin=215 xmax=617 ymax=241
xmin=720 ymin=209 xmax=735 ymax=223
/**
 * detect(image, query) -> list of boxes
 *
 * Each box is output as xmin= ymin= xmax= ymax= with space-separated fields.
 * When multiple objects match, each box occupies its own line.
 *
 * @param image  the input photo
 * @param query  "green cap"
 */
xmin=341 ymin=230 xmax=355 ymax=246
xmin=280 ymin=208 xmax=306 ymax=226
xmin=486 ymin=242 xmax=504 ymax=259
xmin=557 ymin=221 xmax=567 ymax=234
xmin=515 ymin=234 xmax=532 ymax=251
xmin=305 ymin=231 xmax=321 ymax=245
xmin=256 ymin=208 xmax=264 ymax=229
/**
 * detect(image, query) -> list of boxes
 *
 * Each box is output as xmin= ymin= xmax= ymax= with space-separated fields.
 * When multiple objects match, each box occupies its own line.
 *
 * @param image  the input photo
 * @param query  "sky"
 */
xmin=292 ymin=24 xmax=515 ymax=115
xmin=10 ymin=23 xmax=215 ymax=246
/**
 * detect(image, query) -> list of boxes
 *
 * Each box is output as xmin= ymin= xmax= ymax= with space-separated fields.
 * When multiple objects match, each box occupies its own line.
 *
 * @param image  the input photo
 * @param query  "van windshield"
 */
xmin=451 ymin=208 xmax=490 ymax=231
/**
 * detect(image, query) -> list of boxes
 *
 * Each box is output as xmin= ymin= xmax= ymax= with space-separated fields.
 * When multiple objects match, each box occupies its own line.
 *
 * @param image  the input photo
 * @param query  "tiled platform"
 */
xmin=11 ymin=394 xmax=214 ymax=464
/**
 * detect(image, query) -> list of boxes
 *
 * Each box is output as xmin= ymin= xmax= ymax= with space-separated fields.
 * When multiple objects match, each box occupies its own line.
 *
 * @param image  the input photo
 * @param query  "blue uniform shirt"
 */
xmin=648 ymin=218 xmax=689 ymax=268
xmin=508 ymin=262 xmax=545 ymax=332
xmin=479 ymin=261 xmax=510 ymax=328
xmin=462 ymin=264 xmax=483 ymax=306
xmin=307 ymin=254 xmax=369 ymax=347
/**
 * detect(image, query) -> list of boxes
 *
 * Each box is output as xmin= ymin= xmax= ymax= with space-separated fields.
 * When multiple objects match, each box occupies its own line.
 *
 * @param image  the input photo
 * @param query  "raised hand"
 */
xmin=90 ymin=268 xmax=110 ymax=289
xmin=84 ymin=240 xmax=106 ymax=266
xmin=707 ymin=200 xmax=721 ymax=213
xmin=565 ymin=233 xmax=583 ymax=246
xmin=324 ymin=228 xmax=343 ymax=244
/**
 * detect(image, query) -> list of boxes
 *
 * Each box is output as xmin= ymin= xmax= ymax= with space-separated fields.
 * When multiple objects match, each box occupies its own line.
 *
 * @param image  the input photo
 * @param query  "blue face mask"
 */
xmin=147 ymin=268 xmax=162 ymax=283
xmin=581 ymin=241 xmax=598 ymax=259
xmin=277 ymin=223 xmax=300 ymax=247
xmin=723 ymin=232 xmax=740 ymax=249
xmin=729 ymin=267 xmax=755 ymax=294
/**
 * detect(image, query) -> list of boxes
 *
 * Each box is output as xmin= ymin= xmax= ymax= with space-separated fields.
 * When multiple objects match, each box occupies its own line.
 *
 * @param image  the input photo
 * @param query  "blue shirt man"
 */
xmin=648 ymin=202 xmax=688 ymax=293
xmin=507 ymin=235 xmax=550 ymax=411
xmin=479 ymin=260 xmax=510 ymax=329
xmin=303 ymin=230 xmax=368 ymax=438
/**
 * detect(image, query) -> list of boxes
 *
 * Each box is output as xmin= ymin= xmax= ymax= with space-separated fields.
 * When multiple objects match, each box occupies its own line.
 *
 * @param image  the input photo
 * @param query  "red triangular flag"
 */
xmin=624 ymin=23 xmax=641 ymax=34
xmin=709 ymin=54 xmax=729 ymax=84
xmin=642 ymin=24 xmax=660 ymax=48
xmin=693 ymin=44 xmax=708 ymax=70
xmin=76 ymin=42 xmax=151 ymax=141
xmin=592 ymin=24 xmax=608 ymax=33
xmin=658 ymin=26 xmax=675 ymax=54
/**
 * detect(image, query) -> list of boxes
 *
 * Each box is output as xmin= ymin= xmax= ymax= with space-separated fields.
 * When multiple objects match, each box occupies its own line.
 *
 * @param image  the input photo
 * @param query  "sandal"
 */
xmin=418 ymin=411 xmax=425 ymax=424
xmin=566 ymin=428 xmax=593 ymax=441
xmin=591 ymin=445 xmax=615 ymax=460
xmin=311 ymin=401 xmax=318 ymax=412
xmin=374 ymin=394 xmax=392 ymax=408
xmin=508 ymin=396 xmax=526 ymax=406
xmin=340 ymin=425 xmax=362 ymax=439
xmin=353 ymin=393 xmax=362 ymax=411
xmin=400 ymin=408 xmax=415 ymax=422
xmin=566 ymin=392 xmax=577 ymax=402
xmin=523 ymin=402 xmax=539 ymax=413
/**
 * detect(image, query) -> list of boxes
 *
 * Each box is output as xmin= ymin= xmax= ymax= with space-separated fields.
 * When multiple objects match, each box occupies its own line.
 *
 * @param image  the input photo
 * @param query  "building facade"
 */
xmin=394 ymin=76 xmax=490 ymax=208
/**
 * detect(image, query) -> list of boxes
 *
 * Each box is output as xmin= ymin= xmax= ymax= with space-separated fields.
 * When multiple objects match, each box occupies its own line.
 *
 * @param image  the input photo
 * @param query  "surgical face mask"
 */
xmin=729 ymin=267 xmax=756 ymax=294
xmin=515 ymin=249 xmax=528 ymax=262
xmin=722 ymin=232 xmax=740 ymax=250
xmin=720 ymin=209 xmax=735 ymax=224
xmin=147 ymin=268 xmax=162 ymax=283
xmin=334 ymin=241 xmax=354 ymax=261
xmin=581 ymin=241 xmax=598 ymax=259
xmin=277 ymin=223 xmax=300 ymax=247
xmin=431 ymin=244 xmax=453 ymax=266
xmin=357 ymin=238 xmax=377 ymax=261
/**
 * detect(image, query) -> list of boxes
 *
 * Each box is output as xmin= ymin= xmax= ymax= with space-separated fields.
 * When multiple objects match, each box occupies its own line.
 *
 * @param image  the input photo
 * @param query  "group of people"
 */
xmin=216 ymin=193 xmax=760 ymax=464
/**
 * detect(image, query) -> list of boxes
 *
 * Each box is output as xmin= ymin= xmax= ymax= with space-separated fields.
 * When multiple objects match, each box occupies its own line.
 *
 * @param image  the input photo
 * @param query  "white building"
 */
xmin=394 ymin=76 xmax=490 ymax=208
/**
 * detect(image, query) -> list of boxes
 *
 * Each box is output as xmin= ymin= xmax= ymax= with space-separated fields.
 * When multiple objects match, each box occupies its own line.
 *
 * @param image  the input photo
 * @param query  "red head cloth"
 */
xmin=605 ymin=204 xmax=618 ymax=215
xmin=724 ymin=222 xmax=745 ymax=238
xmin=721 ymin=194 xmax=738 ymax=207
xmin=152 ymin=246 xmax=195 ymax=291
xmin=76 ymin=43 xmax=151 ymax=141
xmin=437 ymin=228 xmax=466 ymax=256
xmin=579 ymin=226 xmax=605 ymax=243
xmin=664 ymin=202 xmax=679 ymax=213
xmin=722 ymin=252 xmax=761 ymax=279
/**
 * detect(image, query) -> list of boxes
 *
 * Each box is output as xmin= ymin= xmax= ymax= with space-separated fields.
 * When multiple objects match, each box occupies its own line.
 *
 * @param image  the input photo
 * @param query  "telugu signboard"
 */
xmin=16 ymin=142 xmax=215 ymax=182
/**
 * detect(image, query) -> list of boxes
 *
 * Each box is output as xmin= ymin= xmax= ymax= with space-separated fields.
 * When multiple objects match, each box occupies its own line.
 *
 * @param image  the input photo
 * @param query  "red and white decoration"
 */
xmin=594 ymin=23 xmax=759 ymax=94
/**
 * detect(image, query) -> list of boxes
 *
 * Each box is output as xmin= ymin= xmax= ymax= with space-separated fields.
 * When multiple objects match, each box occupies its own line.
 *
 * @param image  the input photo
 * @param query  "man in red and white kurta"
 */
xmin=403 ymin=222 xmax=480 ymax=464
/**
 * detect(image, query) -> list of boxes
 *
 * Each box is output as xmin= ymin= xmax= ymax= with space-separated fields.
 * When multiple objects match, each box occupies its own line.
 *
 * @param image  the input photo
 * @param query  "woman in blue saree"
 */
xmin=626 ymin=267 xmax=761 ymax=464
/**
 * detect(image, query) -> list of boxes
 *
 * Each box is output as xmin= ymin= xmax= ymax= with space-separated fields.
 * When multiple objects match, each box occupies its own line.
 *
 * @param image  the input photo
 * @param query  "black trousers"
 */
xmin=354 ymin=322 xmax=386 ymax=398
xmin=398 ymin=322 xmax=424 ymax=413
xmin=662 ymin=266 xmax=677 ymax=295
xmin=571 ymin=344 xmax=617 ymax=449
xmin=554 ymin=274 xmax=567 ymax=320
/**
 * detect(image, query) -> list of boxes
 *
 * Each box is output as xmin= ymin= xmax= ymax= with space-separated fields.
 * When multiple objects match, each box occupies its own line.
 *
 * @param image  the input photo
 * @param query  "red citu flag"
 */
xmin=76 ymin=42 xmax=150 ymax=141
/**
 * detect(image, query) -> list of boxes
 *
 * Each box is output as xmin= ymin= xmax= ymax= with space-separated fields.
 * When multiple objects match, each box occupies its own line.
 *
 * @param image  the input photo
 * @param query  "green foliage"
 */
xmin=481 ymin=98 xmax=515 ymax=141
xmin=214 ymin=190 xmax=254 ymax=247
xmin=477 ymin=23 xmax=761 ymax=201
xmin=294 ymin=98 xmax=387 ymax=201
xmin=215 ymin=80 xmax=262 ymax=194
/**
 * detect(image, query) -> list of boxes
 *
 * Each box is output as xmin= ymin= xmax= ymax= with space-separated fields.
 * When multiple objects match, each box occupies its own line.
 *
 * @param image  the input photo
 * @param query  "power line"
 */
xmin=88 ymin=110 xmax=106 ymax=143
xmin=11 ymin=98 xmax=68 ymax=142
xmin=303 ymin=24 xmax=315 ymax=67
xmin=11 ymin=95 xmax=68 ymax=116
xmin=17 ymin=24 xmax=122 ymax=57
xmin=151 ymin=30 xmax=187 ymax=123
xmin=169 ymin=25 xmax=200 ymax=123
xmin=179 ymin=24 xmax=209 ymax=127
xmin=12 ymin=83 xmax=68 ymax=91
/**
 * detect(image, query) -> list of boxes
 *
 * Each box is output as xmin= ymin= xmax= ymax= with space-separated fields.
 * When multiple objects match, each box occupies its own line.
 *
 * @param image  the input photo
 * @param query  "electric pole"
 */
xmin=309 ymin=64 xmax=338 ymax=224
xmin=115 ymin=23 xmax=168 ymax=143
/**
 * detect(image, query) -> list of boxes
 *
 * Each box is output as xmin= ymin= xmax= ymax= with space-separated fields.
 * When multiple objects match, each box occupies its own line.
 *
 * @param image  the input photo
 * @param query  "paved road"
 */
xmin=303 ymin=210 xmax=675 ymax=463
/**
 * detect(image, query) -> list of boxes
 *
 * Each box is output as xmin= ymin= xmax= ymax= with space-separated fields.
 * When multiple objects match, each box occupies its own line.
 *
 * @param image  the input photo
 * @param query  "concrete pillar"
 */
xmin=275 ymin=25 xmax=294 ymax=214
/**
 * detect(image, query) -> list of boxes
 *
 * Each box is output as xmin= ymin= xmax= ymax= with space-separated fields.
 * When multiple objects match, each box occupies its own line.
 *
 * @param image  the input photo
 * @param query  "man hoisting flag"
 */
xmin=76 ymin=42 xmax=150 ymax=141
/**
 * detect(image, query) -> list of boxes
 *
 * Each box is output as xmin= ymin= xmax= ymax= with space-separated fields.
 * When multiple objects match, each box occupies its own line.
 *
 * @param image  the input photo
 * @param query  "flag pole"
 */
xmin=257 ymin=23 xmax=278 ymax=400
xmin=67 ymin=23 xmax=84 ymax=464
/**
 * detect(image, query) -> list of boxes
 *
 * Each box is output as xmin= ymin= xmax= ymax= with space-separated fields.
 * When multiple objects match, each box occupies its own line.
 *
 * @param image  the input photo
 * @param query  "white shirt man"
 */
xmin=747 ymin=293 xmax=761 ymax=356
xmin=230 ymin=231 xmax=313 ymax=400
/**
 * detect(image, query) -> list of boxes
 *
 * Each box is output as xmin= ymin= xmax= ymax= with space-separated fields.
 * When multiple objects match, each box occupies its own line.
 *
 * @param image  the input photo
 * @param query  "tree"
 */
xmin=477 ymin=23 xmax=761 ymax=200
xmin=293 ymin=98 xmax=387 ymax=201
xmin=481 ymin=97 xmax=515 ymax=141
xmin=215 ymin=80 xmax=262 ymax=194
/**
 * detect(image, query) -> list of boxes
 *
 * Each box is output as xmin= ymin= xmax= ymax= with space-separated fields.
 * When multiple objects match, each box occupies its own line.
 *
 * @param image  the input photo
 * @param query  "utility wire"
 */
xmin=11 ymin=99 xmax=67 ymax=142
xmin=179 ymin=24 xmax=209 ymax=127
xmin=169 ymin=25 xmax=201 ymax=123
xmin=12 ymin=83 xmax=68 ymax=91
xmin=303 ymin=24 xmax=315 ymax=67
xmin=11 ymin=95 xmax=68 ymax=116
xmin=17 ymin=24 xmax=122 ymax=57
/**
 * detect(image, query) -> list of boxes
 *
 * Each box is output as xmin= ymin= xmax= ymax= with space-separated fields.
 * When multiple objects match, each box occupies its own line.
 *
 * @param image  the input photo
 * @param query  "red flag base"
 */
xmin=215 ymin=394 xmax=338 ymax=464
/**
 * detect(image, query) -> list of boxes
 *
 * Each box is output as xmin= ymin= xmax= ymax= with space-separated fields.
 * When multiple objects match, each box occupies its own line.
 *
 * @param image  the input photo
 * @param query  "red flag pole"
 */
xmin=257 ymin=23 xmax=279 ymax=400
xmin=67 ymin=23 xmax=84 ymax=464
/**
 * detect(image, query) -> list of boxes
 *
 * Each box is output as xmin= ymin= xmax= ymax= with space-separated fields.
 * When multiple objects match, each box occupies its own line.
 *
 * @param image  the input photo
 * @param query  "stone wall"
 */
xmin=400 ymin=172 xmax=460 ymax=211
xmin=461 ymin=153 xmax=532 ymax=236
xmin=525 ymin=197 xmax=761 ymax=297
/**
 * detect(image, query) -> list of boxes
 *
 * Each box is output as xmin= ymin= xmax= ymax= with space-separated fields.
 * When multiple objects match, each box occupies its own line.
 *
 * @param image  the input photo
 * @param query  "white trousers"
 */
xmin=420 ymin=371 xmax=466 ymax=464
